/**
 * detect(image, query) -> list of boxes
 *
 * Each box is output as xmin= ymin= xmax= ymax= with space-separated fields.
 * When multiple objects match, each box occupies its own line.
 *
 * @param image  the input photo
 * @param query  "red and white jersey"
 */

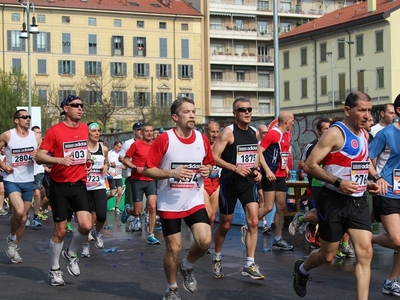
xmin=322 ymin=122 xmax=369 ymax=197
xmin=146 ymin=129 xmax=214 ymax=218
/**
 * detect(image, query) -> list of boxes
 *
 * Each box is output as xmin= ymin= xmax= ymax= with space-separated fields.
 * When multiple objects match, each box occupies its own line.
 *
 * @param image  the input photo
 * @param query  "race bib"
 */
xmin=11 ymin=146 xmax=34 ymax=167
xmin=63 ymin=140 xmax=87 ymax=165
xmin=169 ymin=162 xmax=201 ymax=189
xmin=280 ymin=152 xmax=289 ymax=170
xmin=87 ymin=168 xmax=102 ymax=187
xmin=236 ymin=144 xmax=257 ymax=168
xmin=393 ymin=169 xmax=400 ymax=195
xmin=351 ymin=161 xmax=369 ymax=192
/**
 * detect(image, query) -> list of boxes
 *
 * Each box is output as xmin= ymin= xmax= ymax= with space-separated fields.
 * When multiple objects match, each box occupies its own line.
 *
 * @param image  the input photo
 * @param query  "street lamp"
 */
xmin=360 ymin=69 xmax=380 ymax=103
xmin=19 ymin=0 xmax=39 ymax=115
xmin=328 ymin=40 xmax=354 ymax=110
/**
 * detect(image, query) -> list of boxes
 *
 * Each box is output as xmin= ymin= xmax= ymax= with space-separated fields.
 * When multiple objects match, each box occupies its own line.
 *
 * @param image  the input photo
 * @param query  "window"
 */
xmin=58 ymin=60 xmax=76 ymax=75
xmin=258 ymin=21 xmax=268 ymax=34
xmin=284 ymin=81 xmax=290 ymax=100
xmin=212 ymin=95 xmax=223 ymax=107
xmin=85 ymin=61 xmax=102 ymax=76
xmin=112 ymin=36 xmax=124 ymax=56
xmin=320 ymin=76 xmax=327 ymax=95
xmin=281 ymin=22 xmax=291 ymax=33
xmin=133 ymin=37 xmax=146 ymax=57
xmin=7 ymin=30 xmax=26 ymax=51
xmin=301 ymin=78 xmax=307 ymax=98
xmin=177 ymin=93 xmax=194 ymax=101
xmin=211 ymin=71 xmax=223 ymax=81
xmin=210 ymin=17 xmax=222 ymax=30
xmin=37 ymin=59 xmax=47 ymax=75
xmin=62 ymin=33 xmax=71 ymax=54
xmin=134 ymin=92 xmax=150 ymax=107
xmin=38 ymin=89 xmax=48 ymax=105
xmin=11 ymin=13 xmax=20 ymax=22
xmin=237 ymin=71 xmax=245 ymax=82
xmin=235 ymin=19 xmax=244 ymax=29
xmin=258 ymin=0 xmax=270 ymax=10
xmin=181 ymin=23 xmax=188 ymax=31
xmin=37 ymin=15 xmax=46 ymax=23
xmin=259 ymin=103 xmax=270 ymax=114
xmin=178 ymin=65 xmax=193 ymax=79
xmin=88 ymin=34 xmax=97 ymax=55
xmin=62 ymin=16 xmax=70 ymax=24
xmin=110 ymin=62 xmax=127 ymax=77
xmin=137 ymin=21 xmax=144 ymax=28
xmin=320 ymin=43 xmax=327 ymax=62
xmin=376 ymin=30 xmax=383 ymax=52
xmin=12 ymin=58 xmax=21 ymax=73
xmin=134 ymin=63 xmax=149 ymax=77
xmin=88 ymin=18 xmax=96 ymax=26
xmin=181 ymin=39 xmax=189 ymax=58
xmin=156 ymin=93 xmax=173 ymax=107
xmin=33 ymin=32 xmax=51 ymax=53
xmin=156 ymin=64 xmax=171 ymax=78
xmin=59 ymin=90 xmax=76 ymax=104
xmin=111 ymin=91 xmax=127 ymax=107
xmin=283 ymin=51 xmax=289 ymax=69
xmin=357 ymin=71 xmax=365 ymax=92
xmin=300 ymin=47 xmax=307 ymax=65
xmin=338 ymin=40 xmax=345 ymax=59
xmin=114 ymin=19 xmax=122 ymax=27
xmin=377 ymin=68 xmax=384 ymax=88
xmin=159 ymin=22 xmax=167 ymax=29
xmin=85 ymin=91 xmax=102 ymax=105
xmin=159 ymin=38 xmax=168 ymax=58
xmin=356 ymin=35 xmax=364 ymax=56
xmin=280 ymin=0 xmax=291 ymax=11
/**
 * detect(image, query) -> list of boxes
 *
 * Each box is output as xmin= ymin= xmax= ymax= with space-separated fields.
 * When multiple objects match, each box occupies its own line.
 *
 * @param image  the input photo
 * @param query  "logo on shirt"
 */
xmin=351 ymin=139 xmax=358 ymax=149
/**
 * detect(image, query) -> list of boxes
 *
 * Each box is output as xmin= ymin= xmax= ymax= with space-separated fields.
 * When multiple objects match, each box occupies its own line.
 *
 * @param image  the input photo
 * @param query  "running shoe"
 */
xmin=293 ymin=259 xmax=310 ymax=297
xmin=288 ymin=212 xmax=304 ymax=236
xmin=305 ymin=223 xmax=321 ymax=248
xmin=49 ymin=268 xmax=65 ymax=286
xmin=335 ymin=249 xmax=345 ymax=259
xmin=6 ymin=237 xmax=17 ymax=259
xmin=131 ymin=219 xmax=142 ymax=231
xmin=212 ymin=259 xmax=224 ymax=279
xmin=146 ymin=233 xmax=160 ymax=245
xmin=92 ymin=230 xmax=104 ymax=249
xmin=11 ymin=249 xmax=22 ymax=264
xmin=81 ymin=243 xmax=90 ymax=258
xmin=240 ymin=225 xmax=247 ymax=245
xmin=32 ymin=217 xmax=42 ymax=228
xmin=115 ymin=207 xmax=121 ymax=215
xmin=179 ymin=261 xmax=198 ymax=293
xmin=62 ymin=248 xmax=80 ymax=277
xmin=38 ymin=211 xmax=49 ymax=221
xmin=120 ymin=204 xmax=131 ymax=224
xmin=262 ymin=223 xmax=272 ymax=234
xmin=0 ymin=208 xmax=7 ymax=216
xmin=163 ymin=287 xmax=181 ymax=300
xmin=383 ymin=279 xmax=400 ymax=296
xmin=25 ymin=214 xmax=30 ymax=227
xmin=66 ymin=222 xmax=73 ymax=233
xmin=339 ymin=243 xmax=355 ymax=258
xmin=87 ymin=231 xmax=95 ymax=241
xmin=241 ymin=262 xmax=264 ymax=280
xmin=272 ymin=238 xmax=294 ymax=251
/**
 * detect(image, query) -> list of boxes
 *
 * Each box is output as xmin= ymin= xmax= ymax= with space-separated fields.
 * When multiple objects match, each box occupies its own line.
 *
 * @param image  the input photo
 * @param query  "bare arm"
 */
xmin=257 ymin=144 xmax=275 ymax=181
xmin=0 ymin=131 xmax=11 ymax=173
xmin=36 ymin=148 xmax=74 ymax=166
xmin=144 ymin=165 xmax=193 ymax=181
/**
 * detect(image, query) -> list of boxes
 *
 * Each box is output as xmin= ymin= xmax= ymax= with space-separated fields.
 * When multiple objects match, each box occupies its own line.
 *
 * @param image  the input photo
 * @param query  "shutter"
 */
xmin=121 ymin=36 xmax=124 ymax=56
xmin=134 ymin=92 xmax=138 ymax=106
xmin=46 ymin=32 xmax=51 ymax=53
xmin=85 ymin=91 xmax=90 ymax=103
xmin=110 ymin=62 xmax=115 ymax=76
xmin=7 ymin=31 xmax=11 ymax=51
xmin=134 ymin=63 xmax=138 ymax=76
xmin=168 ymin=93 xmax=173 ymax=105
xmin=145 ymin=63 xmax=149 ymax=77
xmin=178 ymin=65 xmax=182 ymax=78
xmin=189 ymin=65 xmax=193 ymax=79
xmin=97 ymin=62 xmax=102 ymax=76
xmin=189 ymin=93 xmax=194 ymax=101
xmin=71 ymin=61 xmax=76 ymax=75
xmin=143 ymin=38 xmax=146 ymax=57
xmin=33 ymin=34 xmax=37 ymax=52
xmin=123 ymin=63 xmax=127 ymax=77
xmin=133 ymin=37 xmax=138 ymax=56
xmin=123 ymin=92 xmax=128 ymax=106
xmin=58 ymin=60 xmax=62 ymax=74
xmin=59 ymin=90 xmax=63 ymax=103
xmin=156 ymin=64 xmax=160 ymax=77
xmin=167 ymin=64 xmax=171 ymax=78
xmin=156 ymin=93 xmax=160 ymax=106
xmin=85 ymin=61 xmax=89 ymax=75
xmin=21 ymin=38 xmax=26 ymax=52
xmin=145 ymin=92 xmax=150 ymax=107
xmin=111 ymin=36 xmax=115 ymax=56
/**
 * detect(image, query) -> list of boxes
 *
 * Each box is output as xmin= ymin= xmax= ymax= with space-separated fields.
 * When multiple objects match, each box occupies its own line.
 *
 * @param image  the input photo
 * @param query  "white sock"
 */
xmin=299 ymin=262 xmax=309 ymax=275
xmin=245 ymin=257 xmax=255 ymax=268
xmin=69 ymin=230 xmax=87 ymax=256
xmin=49 ymin=239 xmax=64 ymax=270
xmin=167 ymin=283 xmax=178 ymax=291
xmin=262 ymin=220 xmax=267 ymax=226
xmin=182 ymin=258 xmax=193 ymax=270
xmin=213 ymin=252 xmax=222 ymax=260
xmin=274 ymin=235 xmax=282 ymax=241
xmin=8 ymin=234 xmax=16 ymax=241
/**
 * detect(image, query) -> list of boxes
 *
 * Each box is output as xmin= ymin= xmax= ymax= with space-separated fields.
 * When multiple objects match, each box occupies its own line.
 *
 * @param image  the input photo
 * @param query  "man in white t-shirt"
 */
xmin=108 ymin=141 xmax=124 ymax=213
xmin=371 ymin=103 xmax=395 ymax=137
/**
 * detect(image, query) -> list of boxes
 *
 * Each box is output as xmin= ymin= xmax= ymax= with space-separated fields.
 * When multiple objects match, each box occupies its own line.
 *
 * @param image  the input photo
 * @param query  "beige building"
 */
xmin=278 ymin=0 xmax=400 ymax=114
xmin=0 ymin=0 xmax=205 ymax=131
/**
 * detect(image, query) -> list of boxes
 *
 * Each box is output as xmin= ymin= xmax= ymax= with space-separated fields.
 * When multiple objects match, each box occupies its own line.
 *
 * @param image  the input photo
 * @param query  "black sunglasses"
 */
xmin=18 ymin=115 xmax=31 ymax=119
xmin=235 ymin=107 xmax=253 ymax=113
xmin=68 ymin=103 xmax=84 ymax=108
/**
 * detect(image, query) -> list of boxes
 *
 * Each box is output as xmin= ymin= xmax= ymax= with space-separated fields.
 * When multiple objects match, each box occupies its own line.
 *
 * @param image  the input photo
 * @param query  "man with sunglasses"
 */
xmin=212 ymin=97 xmax=263 ymax=280
xmin=0 ymin=109 xmax=41 ymax=264
xmin=36 ymin=95 xmax=93 ymax=286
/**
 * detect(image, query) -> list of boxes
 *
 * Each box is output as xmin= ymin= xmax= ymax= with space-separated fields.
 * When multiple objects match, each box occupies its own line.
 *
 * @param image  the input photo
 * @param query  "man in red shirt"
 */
xmin=120 ymin=123 xmax=160 ymax=245
xmin=144 ymin=97 xmax=214 ymax=300
xmin=36 ymin=95 xmax=93 ymax=287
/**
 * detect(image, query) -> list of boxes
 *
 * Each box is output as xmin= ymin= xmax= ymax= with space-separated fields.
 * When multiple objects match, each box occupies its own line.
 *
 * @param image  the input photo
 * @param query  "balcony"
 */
xmin=210 ymin=80 xmax=274 ymax=91
xmin=210 ymin=28 xmax=258 ymax=38
xmin=210 ymin=0 xmax=257 ymax=13
xmin=211 ymin=52 xmax=258 ymax=63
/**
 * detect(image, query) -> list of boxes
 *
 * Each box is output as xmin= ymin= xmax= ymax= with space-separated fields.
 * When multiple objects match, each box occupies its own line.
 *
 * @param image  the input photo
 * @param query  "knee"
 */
xmin=198 ymin=237 xmax=211 ymax=252
xmin=247 ymin=217 xmax=259 ymax=230
xmin=147 ymin=201 xmax=156 ymax=212
xmin=219 ymin=221 xmax=231 ymax=233
xmin=323 ymin=252 xmax=336 ymax=264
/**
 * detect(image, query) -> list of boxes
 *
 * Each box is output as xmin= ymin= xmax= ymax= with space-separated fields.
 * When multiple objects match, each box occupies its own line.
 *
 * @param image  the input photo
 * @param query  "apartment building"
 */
xmin=0 ymin=0 xmax=205 ymax=131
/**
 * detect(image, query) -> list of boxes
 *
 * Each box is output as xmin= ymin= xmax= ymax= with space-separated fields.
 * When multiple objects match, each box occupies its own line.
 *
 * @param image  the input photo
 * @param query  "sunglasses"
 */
xmin=235 ymin=107 xmax=253 ymax=113
xmin=18 ymin=115 xmax=31 ymax=120
xmin=68 ymin=103 xmax=84 ymax=108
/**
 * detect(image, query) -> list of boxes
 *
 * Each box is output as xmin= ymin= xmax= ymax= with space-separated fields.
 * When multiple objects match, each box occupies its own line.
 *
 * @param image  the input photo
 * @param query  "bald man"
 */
xmin=257 ymin=111 xmax=295 ymax=250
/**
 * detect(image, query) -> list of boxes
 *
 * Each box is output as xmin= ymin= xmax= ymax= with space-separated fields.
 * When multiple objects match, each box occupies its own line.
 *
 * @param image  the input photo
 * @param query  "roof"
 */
xmin=0 ymin=0 xmax=202 ymax=16
xmin=279 ymin=0 xmax=400 ymax=43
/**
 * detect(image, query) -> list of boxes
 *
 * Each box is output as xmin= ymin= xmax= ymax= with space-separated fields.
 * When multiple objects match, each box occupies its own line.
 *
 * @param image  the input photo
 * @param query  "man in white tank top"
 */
xmin=0 ymin=109 xmax=41 ymax=264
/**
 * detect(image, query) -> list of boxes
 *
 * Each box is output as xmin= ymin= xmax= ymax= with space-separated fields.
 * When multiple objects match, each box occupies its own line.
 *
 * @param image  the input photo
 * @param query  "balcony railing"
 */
xmin=210 ymin=80 xmax=274 ymax=90
xmin=211 ymin=52 xmax=258 ymax=63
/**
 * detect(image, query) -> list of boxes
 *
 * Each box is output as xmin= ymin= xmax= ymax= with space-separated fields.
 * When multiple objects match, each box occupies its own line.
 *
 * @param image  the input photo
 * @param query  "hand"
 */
xmin=171 ymin=165 xmax=193 ymax=182
xmin=266 ymin=169 xmax=276 ymax=181
xmin=234 ymin=165 xmax=252 ymax=177
xmin=253 ymin=170 xmax=262 ymax=183
xmin=110 ymin=162 xmax=116 ymax=168
xmin=60 ymin=152 xmax=74 ymax=166
xmin=136 ymin=167 xmax=144 ymax=174
xmin=367 ymin=181 xmax=380 ymax=195
xmin=31 ymin=149 xmax=37 ymax=160
xmin=3 ymin=165 xmax=14 ymax=174
xmin=198 ymin=165 xmax=210 ymax=178
xmin=338 ymin=179 xmax=359 ymax=194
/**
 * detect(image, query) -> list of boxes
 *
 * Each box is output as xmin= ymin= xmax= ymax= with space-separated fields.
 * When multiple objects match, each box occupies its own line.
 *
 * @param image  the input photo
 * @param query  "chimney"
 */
xmin=367 ymin=0 xmax=376 ymax=13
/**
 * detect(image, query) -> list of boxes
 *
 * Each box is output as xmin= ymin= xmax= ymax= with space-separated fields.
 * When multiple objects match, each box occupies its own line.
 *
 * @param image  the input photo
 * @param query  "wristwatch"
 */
xmin=333 ymin=177 xmax=342 ymax=188
xmin=133 ymin=166 xmax=138 ymax=172
xmin=373 ymin=173 xmax=382 ymax=182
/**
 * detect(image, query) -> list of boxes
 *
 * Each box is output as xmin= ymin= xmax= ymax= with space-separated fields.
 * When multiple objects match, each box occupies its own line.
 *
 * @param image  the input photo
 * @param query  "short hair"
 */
xmin=31 ymin=125 xmax=40 ymax=131
xmin=316 ymin=118 xmax=330 ymax=131
xmin=379 ymin=103 xmax=394 ymax=113
xmin=232 ymin=97 xmax=250 ymax=111
xmin=14 ymin=109 xmax=28 ymax=119
xmin=344 ymin=91 xmax=371 ymax=109
xmin=113 ymin=141 xmax=122 ymax=147
xmin=171 ymin=96 xmax=194 ymax=116
xmin=393 ymin=94 xmax=400 ymax=117
xmin=142 ymin=122 xmax=152 ymax=128
xmin=204 ymin=119 xmax=219 ymax=131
